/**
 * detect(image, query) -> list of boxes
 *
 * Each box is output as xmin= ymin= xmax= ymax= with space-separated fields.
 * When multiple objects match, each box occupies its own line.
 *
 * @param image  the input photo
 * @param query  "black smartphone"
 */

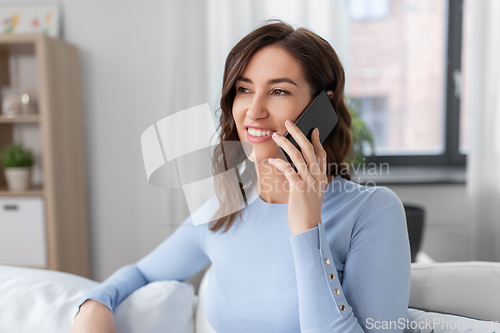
xmin=278 ymin=90 xmax=339 ymax=172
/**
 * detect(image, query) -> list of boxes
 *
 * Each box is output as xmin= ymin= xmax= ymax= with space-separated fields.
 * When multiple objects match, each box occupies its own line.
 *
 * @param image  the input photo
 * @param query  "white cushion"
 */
xmin=409 ymin=261 xmax=500 ymax=321
xmin=415 ymin=251 xmax=435 ymax=263
xmin=0 ymin=265 xmax=196 ymax=333
xmin=402 ymin=308 xmax=500 ymax=333
xmin=0 ymin=264 xmax=98 ymax=290
xmin=195 ymin=267 xmax=216 ymax=333
xmin=0 ymin=265 xmax=99 ymax=333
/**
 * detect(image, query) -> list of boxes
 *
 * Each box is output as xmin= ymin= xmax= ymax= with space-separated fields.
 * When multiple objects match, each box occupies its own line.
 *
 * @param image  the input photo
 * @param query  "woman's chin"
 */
xmin=244 ymin=148 xmax=281 ymax=164
xmin=246 ymin=151 xmax=256 ymax=163
xmin=247 ymin=154 xmax=272 ymax=164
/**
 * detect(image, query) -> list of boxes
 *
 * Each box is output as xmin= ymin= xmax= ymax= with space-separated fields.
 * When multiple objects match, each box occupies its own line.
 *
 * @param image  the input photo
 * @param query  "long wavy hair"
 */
xmin=207 ymin=19 xmax=352 ymax=233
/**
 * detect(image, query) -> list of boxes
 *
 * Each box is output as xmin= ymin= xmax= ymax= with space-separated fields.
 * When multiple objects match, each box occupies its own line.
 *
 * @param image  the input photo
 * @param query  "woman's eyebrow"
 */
xmin=236 ymin=76 xmax=298 ymax=87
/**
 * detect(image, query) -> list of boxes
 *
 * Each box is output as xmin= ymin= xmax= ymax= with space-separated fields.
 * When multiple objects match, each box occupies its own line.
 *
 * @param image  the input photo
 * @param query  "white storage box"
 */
xmin=0 ymin=197 xmax=47 ymax=267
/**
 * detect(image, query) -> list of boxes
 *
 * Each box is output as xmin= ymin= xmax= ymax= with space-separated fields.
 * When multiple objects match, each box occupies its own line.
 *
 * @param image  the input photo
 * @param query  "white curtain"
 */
xmin=466 ymin=0 xmax=500 ymax=262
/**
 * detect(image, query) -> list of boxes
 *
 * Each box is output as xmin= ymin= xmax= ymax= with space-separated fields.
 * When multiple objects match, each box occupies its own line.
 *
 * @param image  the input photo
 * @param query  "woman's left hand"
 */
xmin=269 ymin=119 xmax=329 ymax=235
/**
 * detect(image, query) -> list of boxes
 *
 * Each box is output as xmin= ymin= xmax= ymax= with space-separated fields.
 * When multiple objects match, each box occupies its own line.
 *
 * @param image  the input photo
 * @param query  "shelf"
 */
xmin=0 ymin=185 xmax=44 ymax=197
xmin=0 ymin=34 xmax=89 ymax=277
xmin=0 ymin=33 xmax=40 ymax=43
xmin=0 ymin=115 xmax=40 ymax=123
xmin=0 ymin=34 xmax=39 ymax=53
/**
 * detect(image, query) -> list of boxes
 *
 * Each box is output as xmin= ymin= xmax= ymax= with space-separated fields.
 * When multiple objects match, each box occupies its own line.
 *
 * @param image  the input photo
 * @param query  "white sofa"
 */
xmin=1 ymin=260 xmax=500 ymax=333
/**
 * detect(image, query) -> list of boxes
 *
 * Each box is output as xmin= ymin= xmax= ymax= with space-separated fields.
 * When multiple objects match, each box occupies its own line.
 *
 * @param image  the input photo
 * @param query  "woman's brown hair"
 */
xmin=208 ymin=19 xmax=352 ymax=233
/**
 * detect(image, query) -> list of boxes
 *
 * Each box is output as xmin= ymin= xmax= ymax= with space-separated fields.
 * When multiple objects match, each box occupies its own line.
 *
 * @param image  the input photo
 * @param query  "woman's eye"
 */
xmin=272 ymin=89 xmax=288 ymax=96
xmin=237 ymin=87 xmax=249 ymax=93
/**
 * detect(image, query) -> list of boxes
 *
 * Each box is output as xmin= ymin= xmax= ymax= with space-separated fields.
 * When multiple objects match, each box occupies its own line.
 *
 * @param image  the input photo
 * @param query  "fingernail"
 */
xmin=285 ymin=119 xmax=293 ymax=126
xmin=316 ymin=128 xmax=320 ymax=137
xmin=272 ymin=132 xmax=280 ymax=138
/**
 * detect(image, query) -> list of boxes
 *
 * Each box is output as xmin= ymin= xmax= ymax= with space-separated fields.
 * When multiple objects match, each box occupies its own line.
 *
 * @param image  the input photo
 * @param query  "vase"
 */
xmin=4 ymin=167 xmax=31 ymax=191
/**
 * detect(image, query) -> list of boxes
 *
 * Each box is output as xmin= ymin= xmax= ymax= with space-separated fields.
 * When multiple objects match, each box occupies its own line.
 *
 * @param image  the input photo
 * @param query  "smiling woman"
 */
xmin=209 ymin=19 xmax=354 ymax=231
xmin=72 ymin=19 xmax=411 ymax=333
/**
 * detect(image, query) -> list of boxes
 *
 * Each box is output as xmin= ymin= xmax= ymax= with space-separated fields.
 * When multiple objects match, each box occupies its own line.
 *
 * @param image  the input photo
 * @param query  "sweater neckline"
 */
xmin=246 ymin=175 xmax=343 ymax=215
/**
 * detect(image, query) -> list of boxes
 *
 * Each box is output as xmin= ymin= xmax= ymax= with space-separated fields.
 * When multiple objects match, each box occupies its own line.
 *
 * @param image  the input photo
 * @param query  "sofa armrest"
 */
xmin=409 ymin=261 xmax=500 ymax=321
xmin=0 ymin=264 xmax=196 ymax=333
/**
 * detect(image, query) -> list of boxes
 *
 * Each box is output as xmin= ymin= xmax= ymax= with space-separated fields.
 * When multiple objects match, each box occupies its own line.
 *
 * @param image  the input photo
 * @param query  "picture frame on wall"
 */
xmin=0 ymin=4 xmax=61 ymax=38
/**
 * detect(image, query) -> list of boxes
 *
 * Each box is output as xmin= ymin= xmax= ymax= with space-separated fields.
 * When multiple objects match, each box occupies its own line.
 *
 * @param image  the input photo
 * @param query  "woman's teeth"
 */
xmin=248 ymin=128 xmax=272 ymax=137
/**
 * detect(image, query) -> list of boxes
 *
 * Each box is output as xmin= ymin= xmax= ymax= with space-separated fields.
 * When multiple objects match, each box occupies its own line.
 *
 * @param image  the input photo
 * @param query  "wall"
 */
xmin=387 ymin=183 xmax=473 ymax=262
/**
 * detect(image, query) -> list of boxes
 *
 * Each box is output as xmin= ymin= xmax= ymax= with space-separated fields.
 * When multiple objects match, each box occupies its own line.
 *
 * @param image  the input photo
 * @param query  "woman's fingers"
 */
xmin=274 ymin=120 xmax=327 ymax=183
xmin=311 ymin=128 xmax=327 ymax=180
xmin=267 ymin=157 xmax=301 ymax=184
xmin=272 ymin=131 xmax=308 ymax=177
xmin=283 ymin=120 xmax=318 ymax=175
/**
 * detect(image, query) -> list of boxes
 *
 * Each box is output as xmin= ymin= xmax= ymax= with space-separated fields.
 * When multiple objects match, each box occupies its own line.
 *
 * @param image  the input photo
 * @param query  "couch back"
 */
xmin=2 ymin=261 xmax=499 ymax=332
xmin=409 ymin=261 xmax=500 ymax=321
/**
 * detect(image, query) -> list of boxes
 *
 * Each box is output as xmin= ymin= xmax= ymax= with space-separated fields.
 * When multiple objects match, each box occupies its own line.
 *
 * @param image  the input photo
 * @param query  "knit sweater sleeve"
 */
xmin=289 ymin=187 xmax=411 ymax=332
xmin=72 ymin=216 xmax=210 ymax=319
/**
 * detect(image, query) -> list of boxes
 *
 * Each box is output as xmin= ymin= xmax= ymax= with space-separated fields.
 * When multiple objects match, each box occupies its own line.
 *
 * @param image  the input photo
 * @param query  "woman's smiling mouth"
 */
xmin=246 ymin=128 xmax=274 ymax=142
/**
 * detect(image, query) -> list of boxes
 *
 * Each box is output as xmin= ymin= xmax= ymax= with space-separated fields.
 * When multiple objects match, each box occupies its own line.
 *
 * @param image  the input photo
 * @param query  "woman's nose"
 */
xmin=246 ymin=92 xmax=268 ymax=119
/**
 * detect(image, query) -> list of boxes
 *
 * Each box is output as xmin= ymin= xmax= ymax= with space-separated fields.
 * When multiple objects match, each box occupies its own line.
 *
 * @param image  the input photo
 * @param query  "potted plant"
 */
xmin=346 ymin=99 xmax=376 ymax=166
xmin=0 ymin=143 xmax=34 ymax=191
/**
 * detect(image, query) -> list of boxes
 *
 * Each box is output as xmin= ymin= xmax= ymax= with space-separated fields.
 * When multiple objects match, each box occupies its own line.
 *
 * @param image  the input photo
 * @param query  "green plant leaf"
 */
xmin=0 ymin=143 xmax=34 ymax=168
xmin=346 ymin=97 xmax=376 ymax=166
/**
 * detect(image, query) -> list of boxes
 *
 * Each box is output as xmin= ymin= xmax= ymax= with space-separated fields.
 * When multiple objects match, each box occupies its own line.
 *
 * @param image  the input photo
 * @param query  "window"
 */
xmin=350 ymin=0 xmax=391 ymax=21
xmin=347 ymin=0 xmax=466 ymax=167
xmin=352 ymin=96 xmax=389 ymax=149
xmin=459 ymin=0 xmax=470 ymax=155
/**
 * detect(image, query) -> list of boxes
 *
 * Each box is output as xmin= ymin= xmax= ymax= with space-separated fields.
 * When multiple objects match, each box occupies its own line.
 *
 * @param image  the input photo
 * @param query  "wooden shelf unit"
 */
xmin=0 ymin=185 xmax=44 ymax=197
xmin=0 ymin=115 xmax=40 ymax=123
xmin=0 ymin=34 xmax=89 ymax=278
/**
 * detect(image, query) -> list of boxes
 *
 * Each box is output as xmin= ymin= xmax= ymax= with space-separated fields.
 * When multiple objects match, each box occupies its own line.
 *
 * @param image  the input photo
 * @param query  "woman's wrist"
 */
xmin=290 ymin=221 xmax=321 ymax=235
xmin=78 ymin=299 xmax=111 ymax=315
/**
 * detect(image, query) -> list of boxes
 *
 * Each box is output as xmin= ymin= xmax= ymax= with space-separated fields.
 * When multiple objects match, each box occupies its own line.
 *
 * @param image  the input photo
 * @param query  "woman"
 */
xmin=72 ymin=19 xmax=411 ymax=333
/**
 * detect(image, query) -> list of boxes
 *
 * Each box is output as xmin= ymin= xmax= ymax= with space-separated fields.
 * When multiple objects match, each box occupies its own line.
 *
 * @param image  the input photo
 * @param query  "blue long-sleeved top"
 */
xmin=74 ymin=175 xmax=411 ymax=332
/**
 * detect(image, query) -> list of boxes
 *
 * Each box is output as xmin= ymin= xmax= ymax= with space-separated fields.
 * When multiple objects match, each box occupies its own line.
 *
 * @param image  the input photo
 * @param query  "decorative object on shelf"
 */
xmin=20 ymin=89 xmax=37 ymax=115
xmin=0 ymin=85 xmax=36 ymax=116
xmin=0 ymin=143 xmax=34 ymax=191
xmin=1 ymin=85 xmax=22 ymax=117
xmin=0 ymin=4 xmax=60 ymax=37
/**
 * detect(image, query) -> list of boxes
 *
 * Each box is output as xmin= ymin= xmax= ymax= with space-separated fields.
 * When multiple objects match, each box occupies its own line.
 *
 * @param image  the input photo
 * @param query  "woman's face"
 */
xmin=232 ymin=45 xmax=314 ymax=163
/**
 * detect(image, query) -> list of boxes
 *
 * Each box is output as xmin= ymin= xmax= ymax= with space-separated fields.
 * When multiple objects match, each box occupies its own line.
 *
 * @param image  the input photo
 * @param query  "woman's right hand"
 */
xmin=70 ymin=299 xmax=117 ymax=333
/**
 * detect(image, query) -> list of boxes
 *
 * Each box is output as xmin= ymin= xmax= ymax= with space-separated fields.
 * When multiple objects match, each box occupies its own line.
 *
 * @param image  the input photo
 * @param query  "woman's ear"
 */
xmin=327 ymin=90 xmax=334 ymax=100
